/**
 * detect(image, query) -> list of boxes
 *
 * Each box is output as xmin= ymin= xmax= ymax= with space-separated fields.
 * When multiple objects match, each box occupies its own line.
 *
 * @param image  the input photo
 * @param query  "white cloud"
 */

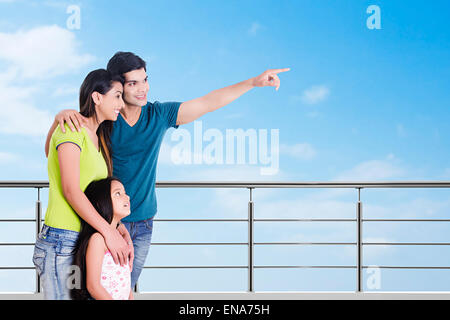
xmin=0 ymin=25 xmax=94 ymax=79
xmin=397 ymin=124 xmax=406 ymax=137
xmin=301 ymin=85 xmax=330 ymax=105
xmin=0 ymin=82 xmax=53 ymax=136
xmin=52 ymin=85 xmax=78 ymax=97
xmin=0 ymin=152 xmax=19 ymax=163
xmin=0 ymin=25 xmax=94 ymax=137
xmin=247 ymin=22 xmax=262 ymax=36
xmin=443 ymin=168 xmax=450 ymax=179
xmin=334 ymin=159 xmax=405 ymax=181
xmin=280 ymin=143 xmax=316 ymax=160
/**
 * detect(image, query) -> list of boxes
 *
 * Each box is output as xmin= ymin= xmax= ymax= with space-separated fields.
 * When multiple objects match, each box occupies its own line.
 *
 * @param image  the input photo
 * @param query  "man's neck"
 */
xmin=120 ymin=104 xmax=142 ymax=127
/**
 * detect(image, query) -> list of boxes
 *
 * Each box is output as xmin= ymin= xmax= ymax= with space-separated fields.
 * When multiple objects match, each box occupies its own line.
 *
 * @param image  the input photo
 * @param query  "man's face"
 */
xmin=122 ymin=67 xmax=149 ymax=107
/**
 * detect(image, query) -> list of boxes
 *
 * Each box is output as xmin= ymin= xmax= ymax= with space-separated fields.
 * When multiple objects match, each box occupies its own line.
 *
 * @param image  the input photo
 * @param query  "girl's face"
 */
xmin=111 ymin=180 xmax=130 ymax=219
xmin=94 ymin=81 xmax=125 ymax=122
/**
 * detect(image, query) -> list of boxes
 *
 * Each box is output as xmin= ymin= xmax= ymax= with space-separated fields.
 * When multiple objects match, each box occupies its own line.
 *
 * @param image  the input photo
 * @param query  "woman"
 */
xmin=32 ymin=69 xmax=133 ymax=300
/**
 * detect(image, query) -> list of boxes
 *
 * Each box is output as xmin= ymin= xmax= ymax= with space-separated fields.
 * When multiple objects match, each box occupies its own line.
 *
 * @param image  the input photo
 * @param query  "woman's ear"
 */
xmin=91 ymin=91 xmax=102 ymax=105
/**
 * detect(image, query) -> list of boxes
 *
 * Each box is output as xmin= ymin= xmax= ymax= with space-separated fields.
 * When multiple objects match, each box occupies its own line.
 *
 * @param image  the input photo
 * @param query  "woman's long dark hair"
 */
xmin=79 ymin=69 xmax=123 ymax=176
xmin=70 ymin=177 xmax=121 ymax=300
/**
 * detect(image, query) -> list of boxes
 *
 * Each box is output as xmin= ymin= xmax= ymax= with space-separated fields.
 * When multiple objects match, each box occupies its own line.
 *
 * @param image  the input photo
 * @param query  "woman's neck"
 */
xmin=84 ymin=115 xmax=102 ymax=133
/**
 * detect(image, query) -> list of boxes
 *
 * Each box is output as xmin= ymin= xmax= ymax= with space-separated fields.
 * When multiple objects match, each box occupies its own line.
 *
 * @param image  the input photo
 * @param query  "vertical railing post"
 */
xmin=35 ymin=187 xmax=42 ymax=293
xmin=248 ymin=187 xmax=254 ymax=292
xmin=356 ymin=188 xmax=363 ymax=292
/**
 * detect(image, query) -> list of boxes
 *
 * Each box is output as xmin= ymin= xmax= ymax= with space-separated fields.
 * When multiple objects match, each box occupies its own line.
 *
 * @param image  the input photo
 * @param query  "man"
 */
xmin=46 ymin=51 xmax=289 ymax=289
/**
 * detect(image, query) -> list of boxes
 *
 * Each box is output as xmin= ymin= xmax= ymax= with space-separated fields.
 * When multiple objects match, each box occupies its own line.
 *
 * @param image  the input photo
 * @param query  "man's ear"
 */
xmin=91 ymin=91 xmax=102 ymax=105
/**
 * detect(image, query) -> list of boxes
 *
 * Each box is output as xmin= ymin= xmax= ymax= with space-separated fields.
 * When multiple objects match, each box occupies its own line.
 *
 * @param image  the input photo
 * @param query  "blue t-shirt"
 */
xmin=111 ymin=101 xmax=181 ymax=222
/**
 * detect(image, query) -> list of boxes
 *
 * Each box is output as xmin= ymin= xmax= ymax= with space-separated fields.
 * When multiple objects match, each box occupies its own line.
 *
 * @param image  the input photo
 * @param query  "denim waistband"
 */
xmin=40 ymin=224 xmax=79 ymax=242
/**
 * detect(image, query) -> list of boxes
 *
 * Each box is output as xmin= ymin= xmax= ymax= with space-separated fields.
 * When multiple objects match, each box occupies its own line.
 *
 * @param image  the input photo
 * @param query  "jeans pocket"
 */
xmin=144 ymin=218 xmax=153 ymax=232
xmin=32 ymin=245 xmax=47 ymax=276
xmin=56 ymin=242 xmax=77 ymax=256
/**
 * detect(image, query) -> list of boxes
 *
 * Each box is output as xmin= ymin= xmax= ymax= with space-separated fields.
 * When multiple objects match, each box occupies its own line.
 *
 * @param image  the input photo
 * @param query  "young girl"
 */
xmin=33 ymin=69 xmax=133 ymax=300
xmin=71 ymin=177 xmax=133 ymax=300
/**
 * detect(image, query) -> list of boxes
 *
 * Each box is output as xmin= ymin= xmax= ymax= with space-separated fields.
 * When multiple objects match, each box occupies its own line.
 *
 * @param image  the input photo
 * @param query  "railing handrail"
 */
xmin=2 ymin=180 xmax=450 ymax=188
xmin=2 ymin=180 xmax=450 ymax=294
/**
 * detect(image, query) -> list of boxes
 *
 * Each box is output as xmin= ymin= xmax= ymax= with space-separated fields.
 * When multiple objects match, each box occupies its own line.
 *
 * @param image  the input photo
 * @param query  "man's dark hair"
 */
xmin=107 ymin=51 xmax=146 ymax=80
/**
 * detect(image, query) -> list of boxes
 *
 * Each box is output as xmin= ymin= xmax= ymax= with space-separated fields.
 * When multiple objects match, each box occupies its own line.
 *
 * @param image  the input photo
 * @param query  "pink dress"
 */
xmin=100 ymin=251 xmax=131 ymax=300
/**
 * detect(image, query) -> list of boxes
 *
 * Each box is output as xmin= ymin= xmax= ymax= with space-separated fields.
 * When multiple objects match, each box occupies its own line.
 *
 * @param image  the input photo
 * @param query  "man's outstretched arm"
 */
xmin=176 ymin=68 xmax=290 ymax=126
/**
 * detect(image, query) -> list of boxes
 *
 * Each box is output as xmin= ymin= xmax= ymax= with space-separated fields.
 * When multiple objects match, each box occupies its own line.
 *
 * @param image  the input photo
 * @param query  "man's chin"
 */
xmin=124 ymin=99 xmax=147 ymax=108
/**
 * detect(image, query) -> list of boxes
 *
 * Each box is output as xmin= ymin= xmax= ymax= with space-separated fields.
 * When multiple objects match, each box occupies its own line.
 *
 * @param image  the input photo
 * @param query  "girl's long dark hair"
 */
xmin=79 ymin=69 xmax=123 ymax=176
xmin=70 ymin=177 xmax=121 ymax=300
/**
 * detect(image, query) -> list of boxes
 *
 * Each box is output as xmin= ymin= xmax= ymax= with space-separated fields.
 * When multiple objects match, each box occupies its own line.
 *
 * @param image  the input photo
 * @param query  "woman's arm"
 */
xmin=58 ymin=142 xmax=129 ymax=265
xmin=117 ymin=223 xmax=134 ymax=269
xmin=86 ymin=233 xmax=113 ymax=300
xmin=45 ymin=120 xmax=58 ymax=158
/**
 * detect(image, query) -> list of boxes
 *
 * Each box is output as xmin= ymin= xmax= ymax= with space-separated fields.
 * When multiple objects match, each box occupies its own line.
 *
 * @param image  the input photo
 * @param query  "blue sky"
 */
xmin=1 ymin=0 xmax=450 ymax=293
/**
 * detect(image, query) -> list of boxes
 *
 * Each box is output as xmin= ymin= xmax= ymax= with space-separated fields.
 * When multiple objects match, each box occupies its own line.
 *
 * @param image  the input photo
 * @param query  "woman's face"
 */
xmin=95 ymin=81 xmax=125 ymax=122
xmin=111 ymin=180 xmax=131 ymax=219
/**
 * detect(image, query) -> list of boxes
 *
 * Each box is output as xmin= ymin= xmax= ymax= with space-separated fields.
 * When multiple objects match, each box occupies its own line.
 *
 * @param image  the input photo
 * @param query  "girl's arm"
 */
xmin=86 ymin=233 xmax=113 ymax=300
xmin=128 ymin=290 xmax=134 ymax=300
xmin=58 ymin=142 xmax=129 ymax=265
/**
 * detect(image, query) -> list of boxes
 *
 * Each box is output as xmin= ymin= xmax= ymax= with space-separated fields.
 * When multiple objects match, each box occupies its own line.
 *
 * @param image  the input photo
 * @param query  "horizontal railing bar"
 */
xmin=151 ymin=242 xmax=248 ymax=246
xmin=0 ymin=181 xmax=48 ymax=188
xmin=254 ymin=219 xmax=356 ymax=222
xmin=5 ymin=265 xmax=450 ymax=271
xmin=2 ymin=181 xmax=450 ymax=189
xmin=3 ymin=218 xmax=450 ymax=223
xmin=142 ymin=266 xmax=248 ymax=269
xmin=363 ymin=219 xmax=450 ymax=222
xmin=154 ymin=219 xmax=248 ymax=222
xmin=154 ymin=219 xmax=357 ymax=222
xmin=255 ymin=242 xmax=356 ymax=245
xmin=155 ymin=181 xmax=450 ymax=188
xmin=362 ymin=266 xmax=450 ymax=269
xmin=363 ymin=242 xmax=450 ymax=246
xmin=4 ymin=241 xmax=450 ymax=247
xmin=254 ymin=266 xmax=356 ymax=269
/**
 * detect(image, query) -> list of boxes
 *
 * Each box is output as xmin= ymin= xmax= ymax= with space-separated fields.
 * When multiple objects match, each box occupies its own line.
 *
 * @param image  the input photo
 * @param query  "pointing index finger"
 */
xmin=271 ymin=68 xmax=290 ymax=74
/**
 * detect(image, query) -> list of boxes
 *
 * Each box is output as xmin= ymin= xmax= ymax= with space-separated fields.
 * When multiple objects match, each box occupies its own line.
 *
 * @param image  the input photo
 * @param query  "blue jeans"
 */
xmin=32 ymin=224 xmax=79 ymax=300
xmin=122 ymin=217 xmax=153 ymax=289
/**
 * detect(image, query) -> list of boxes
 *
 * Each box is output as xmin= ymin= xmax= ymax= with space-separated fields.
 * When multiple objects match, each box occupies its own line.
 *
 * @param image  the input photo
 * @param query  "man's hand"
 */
xmin=56 ymin=109 xmax=88 ymax=133
xmin=251 ymin=68 xmax=290 ymax=91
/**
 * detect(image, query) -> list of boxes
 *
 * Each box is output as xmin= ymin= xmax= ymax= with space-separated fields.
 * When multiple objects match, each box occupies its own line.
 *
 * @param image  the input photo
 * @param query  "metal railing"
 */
xmin=1 ymin=180 xmax=450 ymax=294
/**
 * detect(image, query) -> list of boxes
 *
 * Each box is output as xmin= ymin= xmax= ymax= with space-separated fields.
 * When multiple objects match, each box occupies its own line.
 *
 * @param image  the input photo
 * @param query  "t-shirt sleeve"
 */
xmin=52 ymin=123 xmax=84 ymax=151
xmin=154 ymin=101 xmax=182 ymax=129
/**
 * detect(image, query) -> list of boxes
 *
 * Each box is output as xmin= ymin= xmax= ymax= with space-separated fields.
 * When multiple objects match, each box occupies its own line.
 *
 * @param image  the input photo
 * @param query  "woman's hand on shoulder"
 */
xmin=103 ymin=226 xmax=129 ymax=266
